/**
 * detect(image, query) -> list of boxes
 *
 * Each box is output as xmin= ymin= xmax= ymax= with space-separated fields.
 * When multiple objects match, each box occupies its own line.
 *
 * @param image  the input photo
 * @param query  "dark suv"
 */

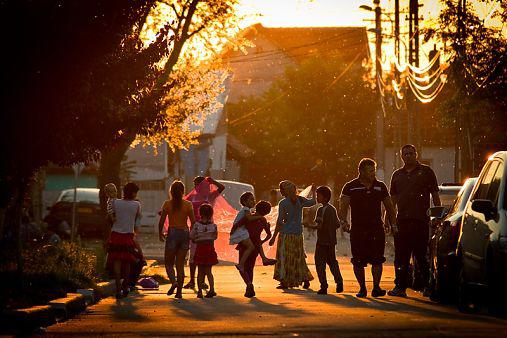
xmin=427 ymin=177 xmax=478 ymax=302
xmin=457 ymin=151 xmax=507 ymax=313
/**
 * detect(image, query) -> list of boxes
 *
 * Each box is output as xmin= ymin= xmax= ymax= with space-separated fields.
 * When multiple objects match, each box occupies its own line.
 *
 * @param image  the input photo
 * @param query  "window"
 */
xmin=473 ymin=161 xmax=499 ymax=200
xmin=487 ymin=161 xmax=504 ymax=205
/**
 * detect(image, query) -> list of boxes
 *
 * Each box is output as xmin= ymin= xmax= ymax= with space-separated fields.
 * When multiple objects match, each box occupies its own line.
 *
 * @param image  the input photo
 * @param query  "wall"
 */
xmin=384 ymin=146 xmax=456 ymax=185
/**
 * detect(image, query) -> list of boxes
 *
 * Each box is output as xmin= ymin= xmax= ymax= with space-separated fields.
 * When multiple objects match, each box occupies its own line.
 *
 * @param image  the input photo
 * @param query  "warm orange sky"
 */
xmin=238 ymin=0 xmax=504 ymax=67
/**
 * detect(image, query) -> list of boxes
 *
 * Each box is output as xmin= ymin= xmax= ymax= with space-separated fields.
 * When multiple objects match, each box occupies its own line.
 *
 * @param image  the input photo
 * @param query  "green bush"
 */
xmin=1 ymin=242 xmax=99 ymax=310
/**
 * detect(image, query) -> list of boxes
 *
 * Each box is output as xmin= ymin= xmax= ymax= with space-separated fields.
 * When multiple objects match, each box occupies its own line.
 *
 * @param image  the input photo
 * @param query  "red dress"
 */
xmin=194 ymin=242 xmax=218 ymax=266
xmin=106 ymin=231 xmax=137 ymax=272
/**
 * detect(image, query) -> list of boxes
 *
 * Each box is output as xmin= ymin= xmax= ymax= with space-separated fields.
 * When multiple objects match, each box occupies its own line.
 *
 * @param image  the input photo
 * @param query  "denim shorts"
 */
xmin=165 ymin=228 xmax=190 ymax=252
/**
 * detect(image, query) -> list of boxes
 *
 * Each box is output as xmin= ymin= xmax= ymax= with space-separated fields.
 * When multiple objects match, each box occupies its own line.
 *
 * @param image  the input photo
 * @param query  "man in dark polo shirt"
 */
xmin=339 ymin=158 xmax=397 ymax=298
xmin=388 ymin=144 xmax=441 ymax=297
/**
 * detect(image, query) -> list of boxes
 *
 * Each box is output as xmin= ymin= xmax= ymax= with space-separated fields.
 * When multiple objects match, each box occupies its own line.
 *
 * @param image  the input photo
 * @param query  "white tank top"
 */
xmin=111 ymin=199 xmax=141 ymax=234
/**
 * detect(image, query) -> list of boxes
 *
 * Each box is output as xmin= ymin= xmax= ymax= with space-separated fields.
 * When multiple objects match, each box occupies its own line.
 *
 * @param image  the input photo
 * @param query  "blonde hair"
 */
xmin=104 ymin=183 xmax=118 ymax=198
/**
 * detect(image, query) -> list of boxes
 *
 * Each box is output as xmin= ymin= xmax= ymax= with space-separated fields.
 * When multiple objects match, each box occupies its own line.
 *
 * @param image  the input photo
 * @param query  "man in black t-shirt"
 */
xmin=388 ymin=145 xmax=440 ymax=297
xmin=339 ymin=158 xmax=397 ymax=298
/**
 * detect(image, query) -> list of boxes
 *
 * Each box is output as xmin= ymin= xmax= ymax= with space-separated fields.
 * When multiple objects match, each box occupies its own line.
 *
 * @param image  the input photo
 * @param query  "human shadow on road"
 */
xmin=290 ymin=290 xmax=505 ymax=325
xmin=111 ymin=292 xmax=150 ymax=322
xmin=157 ymin=293 xmax=310 ymax=321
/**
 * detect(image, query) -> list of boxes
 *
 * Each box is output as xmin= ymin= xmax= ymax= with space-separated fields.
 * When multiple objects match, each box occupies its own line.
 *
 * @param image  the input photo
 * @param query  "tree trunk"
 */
xmin=97 ymin=136 xmax=134 ymax=206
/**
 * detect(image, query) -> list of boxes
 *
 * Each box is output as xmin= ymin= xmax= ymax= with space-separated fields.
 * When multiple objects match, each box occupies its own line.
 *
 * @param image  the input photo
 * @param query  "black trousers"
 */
xmin=315 ymin=243 xmax=343 ymax=289
xmin=394 ymin=219 xmax=430 ymax=289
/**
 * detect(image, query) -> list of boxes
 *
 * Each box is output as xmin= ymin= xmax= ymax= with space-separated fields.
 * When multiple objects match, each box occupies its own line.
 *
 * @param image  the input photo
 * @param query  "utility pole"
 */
xmin=374 ymin=0 xmax=385 ymax=180
xmin=394 ymin=0 xmax=402 ymax=168
xmin=454 ymin=0 xmax=468 ymax=181
xmin=407 ymin=0 xmax=421 ymax=152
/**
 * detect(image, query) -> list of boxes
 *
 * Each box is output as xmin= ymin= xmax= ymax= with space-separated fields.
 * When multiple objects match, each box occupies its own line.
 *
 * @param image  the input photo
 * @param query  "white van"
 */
xmin=217 ymin=180 xmax=254 ymax=210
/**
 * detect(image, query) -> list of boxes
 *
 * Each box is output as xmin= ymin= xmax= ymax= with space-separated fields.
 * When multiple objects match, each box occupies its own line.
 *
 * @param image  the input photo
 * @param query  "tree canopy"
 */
xmin=228 ymin=55 xmax=376 ymax=192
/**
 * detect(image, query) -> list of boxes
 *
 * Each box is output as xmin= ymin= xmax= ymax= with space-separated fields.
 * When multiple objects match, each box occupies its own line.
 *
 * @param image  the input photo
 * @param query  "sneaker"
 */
xmin=262 ymin=258 xmax=277 ymax=266
xmin=336 ymin=283 xmax=344 ymax=293
xmin=175 ymin=291 xmax=183 ymax=299
xmin=371 ymin=287 xmax=386 ymax=298
xmin=167 ymin=284 xmax=177 ymax=296
xmin=317 ymin=288 xmax=328 ymax=295
xmin=387 ymin=286 xmax=407 ymax=297
xmin=196 ymin=291 xmax=203 ymax=298
xmin=183 ymin=281 xmax=195 ymax=289
xmin=356 ymin=288 xmax=367 ymax=298
xmin=303 ymin=281 xmax=310 ymax=289
xmin=205 ymin=291 xmax=217 ymax=298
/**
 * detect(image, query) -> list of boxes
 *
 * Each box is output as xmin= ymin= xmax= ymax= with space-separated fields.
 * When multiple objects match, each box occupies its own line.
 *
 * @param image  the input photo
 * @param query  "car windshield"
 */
xmin=438 ymin=187 xmax=461 ymax=208
xmin=448 ymin=178 xmax=478 ymax=214
xmin=59 ymin=189 xmax=100 ymax=204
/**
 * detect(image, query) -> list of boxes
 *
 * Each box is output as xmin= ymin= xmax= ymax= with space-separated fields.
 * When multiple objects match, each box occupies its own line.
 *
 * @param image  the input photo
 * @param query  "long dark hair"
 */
xmin=170 ymin=180 xmax=185 ymax=210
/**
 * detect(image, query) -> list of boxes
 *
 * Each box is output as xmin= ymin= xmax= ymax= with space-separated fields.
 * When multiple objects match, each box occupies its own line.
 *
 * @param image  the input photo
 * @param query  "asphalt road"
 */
xmin=45 ymin=245 xmax=507 ymax=337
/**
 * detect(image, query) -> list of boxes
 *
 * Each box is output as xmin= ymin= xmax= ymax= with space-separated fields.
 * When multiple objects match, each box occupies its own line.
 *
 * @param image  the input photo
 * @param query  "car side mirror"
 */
xmin=427 ymin=206 xmax=447 ymax=219
xmin=471 ymin=199 xmax=497 ymax=220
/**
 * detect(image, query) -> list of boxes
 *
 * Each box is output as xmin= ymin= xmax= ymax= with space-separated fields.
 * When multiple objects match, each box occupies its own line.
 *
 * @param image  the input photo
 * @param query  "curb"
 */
xmin=96 ymin=280 xmax=117 ymax=298
xmin=48 ymin=293 xmax=87 ymax=320
xmin=0 ymin=305 xmax=56 ymax=331
xmin=0 ymin=280 xmax=116 ymax=334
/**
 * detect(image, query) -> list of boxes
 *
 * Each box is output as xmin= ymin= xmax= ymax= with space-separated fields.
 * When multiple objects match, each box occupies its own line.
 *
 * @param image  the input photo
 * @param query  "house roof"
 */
xmin=223 ymin=24 xmax=370 ymax=64
xmin=227 ymin=134 xmax=255 ymax=159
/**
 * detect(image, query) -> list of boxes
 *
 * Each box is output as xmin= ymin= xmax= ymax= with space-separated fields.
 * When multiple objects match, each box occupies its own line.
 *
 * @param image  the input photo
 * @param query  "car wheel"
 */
xmin=457 ymin=266 xmax=479 ymax=313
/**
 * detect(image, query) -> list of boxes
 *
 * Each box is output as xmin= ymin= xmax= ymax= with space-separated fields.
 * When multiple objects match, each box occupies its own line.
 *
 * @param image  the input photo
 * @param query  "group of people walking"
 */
xmin=104 ymin=144 xmax=440 ymax=300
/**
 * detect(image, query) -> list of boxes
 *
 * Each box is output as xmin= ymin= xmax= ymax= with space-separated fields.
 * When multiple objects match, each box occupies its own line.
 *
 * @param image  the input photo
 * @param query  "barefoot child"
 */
xmin=190 ymin=203 xmax=218 ymax=298
xmin=229 ymin=192 xmax=276 ymax=273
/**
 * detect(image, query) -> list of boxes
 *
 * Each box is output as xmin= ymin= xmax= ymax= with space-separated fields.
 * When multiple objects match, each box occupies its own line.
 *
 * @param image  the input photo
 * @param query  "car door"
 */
xmin=461 ymin=160 xmax=499 ymax=281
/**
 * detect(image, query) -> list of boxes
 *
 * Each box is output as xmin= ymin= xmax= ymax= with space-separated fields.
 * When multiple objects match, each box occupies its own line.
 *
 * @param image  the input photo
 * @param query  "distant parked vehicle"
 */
xmin=457 ymin=151 xmax=507 ymax=313
xmin=217 ymin=180 xmax=254 ymax=210
xmin=437 ymin=183 xmax=463 ymax=208
xmin=45 ymin=188 xmax=106 ymax=239
xmin=427 ymin=177 xmax=478 ymax=302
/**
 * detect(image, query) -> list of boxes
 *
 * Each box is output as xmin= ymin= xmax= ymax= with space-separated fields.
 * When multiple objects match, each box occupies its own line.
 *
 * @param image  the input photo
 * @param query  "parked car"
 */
xmin=427 ymin=177 xmax=478 ymax=302
xmin=217 ymin=180 xmax=254 ymax=210
xmin=45 ymin=188 xmax=106 ymax=238
xmin=438 ymin=183 xmax=463 ymax=208
xmin=457 ymin=151 xmax=507 ymax=313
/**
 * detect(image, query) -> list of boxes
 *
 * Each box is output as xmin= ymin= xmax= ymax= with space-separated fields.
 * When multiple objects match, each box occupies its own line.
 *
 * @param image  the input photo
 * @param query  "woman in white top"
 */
xmin=106 ymin=182 xmax=141 ymax=299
